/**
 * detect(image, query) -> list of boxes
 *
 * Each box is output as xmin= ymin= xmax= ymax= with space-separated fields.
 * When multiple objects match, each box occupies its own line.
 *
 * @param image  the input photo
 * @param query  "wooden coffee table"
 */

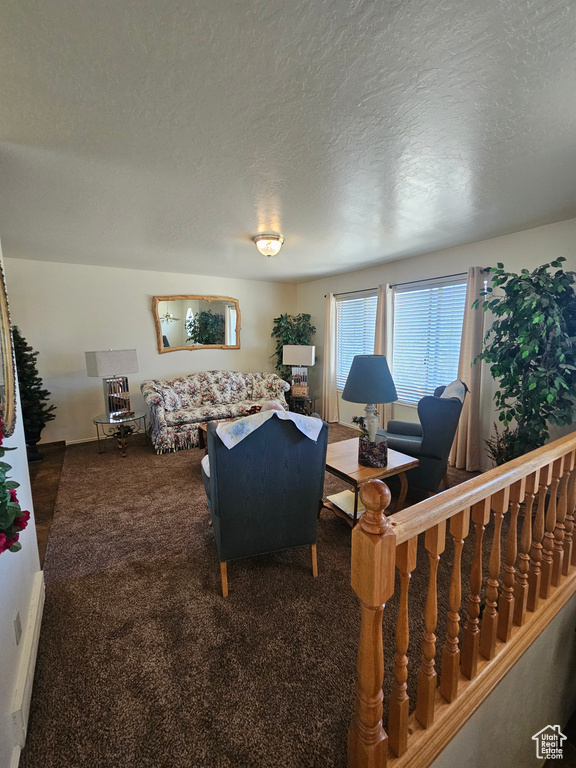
xmin=323 ymin=437 xmax=419 ymax=526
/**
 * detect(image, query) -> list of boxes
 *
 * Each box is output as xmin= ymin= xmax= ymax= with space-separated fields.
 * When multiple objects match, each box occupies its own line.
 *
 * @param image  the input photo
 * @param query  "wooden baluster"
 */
xmin=440 ymin=508 xmax=470 ymax=703
xmin=513 ymin=471 xmax=539 ymax=626
xmin=479 ymin=488 xmax=509 ymax=660
xmin=497 ymin=480 xmax=525 ymax=642
xmin=461 ymin=498 xmax=491 ymax=679
xmin=552 ymin=457 xmax=567 ymax=586
xmin=348 ymin=480 xmax=396 ymax=768
xmin=563 ymin=451 xmax=576 ymax=575
xmin=540 ymin=461 xmax=561 ymax=599
xmin=388 ymin=537 xmax=418 ymax=758
xmin=415 ymin=521 xmax=446 ymax=729
xmin=527 ymin=464 xmax=553 ymax=612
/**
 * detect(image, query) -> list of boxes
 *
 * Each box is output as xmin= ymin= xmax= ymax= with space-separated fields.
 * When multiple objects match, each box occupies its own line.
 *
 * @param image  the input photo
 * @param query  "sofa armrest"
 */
xmin=140 ymin=382 xmax=168 ymax=426
xmin=386 ymin=419 xmax=423 ymax=437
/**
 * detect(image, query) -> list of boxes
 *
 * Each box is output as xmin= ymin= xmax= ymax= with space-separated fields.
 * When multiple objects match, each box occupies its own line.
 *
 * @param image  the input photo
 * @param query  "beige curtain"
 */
xmin=374 ymin=283 xmax=394 ymax=428
xmin=322 ymin=292 xmax=340 ymax=422
xmin=450 ymin=267 xmax=487 ymax=471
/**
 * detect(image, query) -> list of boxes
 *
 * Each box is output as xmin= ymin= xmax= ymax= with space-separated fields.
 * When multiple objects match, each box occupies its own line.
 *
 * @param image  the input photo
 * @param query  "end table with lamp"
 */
xmin=85 ymin=348 xmax=145 ymax=457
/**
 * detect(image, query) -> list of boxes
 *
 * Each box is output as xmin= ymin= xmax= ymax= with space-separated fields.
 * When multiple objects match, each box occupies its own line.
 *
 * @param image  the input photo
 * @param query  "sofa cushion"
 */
xmin=199 ymin=371 xmax=233 ymax=405
xmin=228 ymin=371 xmax=253 ymax=403
xmin=170 ymin=376 xmax=203 ymax=408
xmin=165 ymin=403 xmax=235 ymax=426
xmin=160 ymin=387 xmax=182 ymax=411
xmin=252 ymin=373 xmax=282 ymax=400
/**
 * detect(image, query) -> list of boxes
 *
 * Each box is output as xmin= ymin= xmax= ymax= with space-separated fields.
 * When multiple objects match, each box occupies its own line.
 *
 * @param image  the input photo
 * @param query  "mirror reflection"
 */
xmin=153 ymin=295 xmax=241 ymax=353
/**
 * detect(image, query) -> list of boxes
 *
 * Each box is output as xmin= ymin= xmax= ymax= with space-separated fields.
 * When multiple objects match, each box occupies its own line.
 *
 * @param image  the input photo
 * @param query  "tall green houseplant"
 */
xmin=270 ymin=313 xmax=316 ymax=381
xmin=13 ymin=327 xmax=56 ymax=461
xmin=474 ymin=258 xmax=576 ymax=464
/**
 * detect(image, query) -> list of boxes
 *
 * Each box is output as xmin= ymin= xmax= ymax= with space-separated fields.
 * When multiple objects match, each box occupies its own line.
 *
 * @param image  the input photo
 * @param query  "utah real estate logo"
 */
xmin=532 ymin=725 xmax=567 ymax=760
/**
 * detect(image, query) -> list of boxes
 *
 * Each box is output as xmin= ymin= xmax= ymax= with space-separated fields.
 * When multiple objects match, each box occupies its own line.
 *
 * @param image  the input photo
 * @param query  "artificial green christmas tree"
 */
xmin=13 ymin=327 xmax=56 ymax=461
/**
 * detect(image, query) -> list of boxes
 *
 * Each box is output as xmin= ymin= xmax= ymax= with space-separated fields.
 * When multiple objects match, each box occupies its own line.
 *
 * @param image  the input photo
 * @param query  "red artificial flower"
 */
xmin=4 ymin=534 xmax=19 ymax=551
xmin=0 ymin=533 xmax=7 ymax=553
xmin=15 ymin=510 xmax=30 ymax=531
xmin=9 ymin=489 xmax=18 ymax=502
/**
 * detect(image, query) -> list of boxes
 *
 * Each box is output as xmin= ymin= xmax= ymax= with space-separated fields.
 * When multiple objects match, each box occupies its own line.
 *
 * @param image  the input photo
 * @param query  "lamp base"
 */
xmin=103 ymin=376 xmax=131 ymax=417
xmin=364 ymin=403 xmax=380 ymax=442
xmin=291 ymin=366 xmax=309 ymax=398
xmin=358 ymin=435 xmax=388 ymax=467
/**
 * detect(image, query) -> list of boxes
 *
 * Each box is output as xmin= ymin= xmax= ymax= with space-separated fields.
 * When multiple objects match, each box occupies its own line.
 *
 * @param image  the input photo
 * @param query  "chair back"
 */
xmin=418 ymin=393 xmax=464 ymax=461
xmin=206 ymin=415 xmax=328 ymax=562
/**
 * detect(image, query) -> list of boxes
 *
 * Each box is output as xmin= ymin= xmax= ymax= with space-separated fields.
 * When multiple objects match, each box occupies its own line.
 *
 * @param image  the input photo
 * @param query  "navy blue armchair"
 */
xmin=376 ymin=384 xmax=467 ymax=494
xmin=202 ymin=415 xmax=329 ymax=597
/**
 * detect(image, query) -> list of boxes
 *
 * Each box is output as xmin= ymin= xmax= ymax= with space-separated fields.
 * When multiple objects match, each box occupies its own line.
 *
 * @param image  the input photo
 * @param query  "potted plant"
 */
xmin=13 ymin=327 xmax=56 ymax=462
xmin=270 ymin=313 xmax=316 ymax=381
xmin=474 ymin=258 xmax=576 ymax=464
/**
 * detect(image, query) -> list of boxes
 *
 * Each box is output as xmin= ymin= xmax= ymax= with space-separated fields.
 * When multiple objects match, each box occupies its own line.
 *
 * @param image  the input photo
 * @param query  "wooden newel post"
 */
xmin=348 ymin=480 xmax=397 ymax=768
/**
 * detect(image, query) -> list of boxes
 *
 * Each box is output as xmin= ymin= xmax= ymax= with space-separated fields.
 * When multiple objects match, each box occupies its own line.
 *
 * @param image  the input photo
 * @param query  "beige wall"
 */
xmin=4 ymin=259 xmax=297 ymax=445
xmin=296 ymin=217 xmax=576 ymax=465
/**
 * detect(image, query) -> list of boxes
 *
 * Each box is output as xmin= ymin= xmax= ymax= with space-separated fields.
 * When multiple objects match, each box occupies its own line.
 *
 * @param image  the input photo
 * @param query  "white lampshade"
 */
xmin=282 ymin=345 xmax=315 ymax=367
xmin=85 ymin=349 xmax=138 ymax=378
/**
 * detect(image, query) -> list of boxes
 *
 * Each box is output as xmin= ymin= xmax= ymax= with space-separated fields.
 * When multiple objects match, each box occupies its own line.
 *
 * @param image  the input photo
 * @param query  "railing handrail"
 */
xmin=392 ymin=431 xmax=576 ymax=546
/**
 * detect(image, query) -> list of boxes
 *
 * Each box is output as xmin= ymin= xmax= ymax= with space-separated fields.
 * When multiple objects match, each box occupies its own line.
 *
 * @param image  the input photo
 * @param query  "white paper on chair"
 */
xmin=326 ymin=490 xmax=365 ymax=518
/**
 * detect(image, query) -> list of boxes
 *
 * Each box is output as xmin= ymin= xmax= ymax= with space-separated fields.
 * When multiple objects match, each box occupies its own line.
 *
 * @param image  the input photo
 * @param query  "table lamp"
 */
xmin=85 ymin=349 xmax=138 ymax=418
xmin=282 ymin=345 xmax=315 ymax=397
xmin=342 ymin=355 xmax=397 ymax=442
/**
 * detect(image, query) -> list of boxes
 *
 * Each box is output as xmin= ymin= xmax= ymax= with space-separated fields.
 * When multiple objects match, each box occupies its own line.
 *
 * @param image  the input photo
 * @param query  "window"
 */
xmin=392 ymin=276 xmax=467 ymax=404
xmin=336 ymin=289 xmax=377 ymax=389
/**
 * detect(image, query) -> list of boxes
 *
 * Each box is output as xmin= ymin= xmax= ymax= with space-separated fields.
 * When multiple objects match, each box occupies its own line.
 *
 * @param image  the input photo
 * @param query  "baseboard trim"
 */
xmin=65 ymin=436 xmax=97 ymax=445
xmin=339 ymin=421 xmax=360 ymax=430
xmin=11 ymin=570 xmax=45 ymax=749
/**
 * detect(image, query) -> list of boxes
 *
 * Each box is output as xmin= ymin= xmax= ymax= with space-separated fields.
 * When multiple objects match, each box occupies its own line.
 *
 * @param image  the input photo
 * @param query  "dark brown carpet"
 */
xmin=21 ymin=426 xmax=479 ymax=768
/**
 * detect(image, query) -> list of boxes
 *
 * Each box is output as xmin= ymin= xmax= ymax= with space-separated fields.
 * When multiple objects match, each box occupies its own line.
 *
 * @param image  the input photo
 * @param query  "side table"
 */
xmin=288 ymin=393 xmax=318 ymax=416
xmin=92 ymin=410 xmax=148 ymax=458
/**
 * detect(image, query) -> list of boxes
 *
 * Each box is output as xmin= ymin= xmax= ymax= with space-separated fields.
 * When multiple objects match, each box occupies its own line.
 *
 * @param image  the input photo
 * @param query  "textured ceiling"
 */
xmin=1 ymin=0 xmax=575 ymax=282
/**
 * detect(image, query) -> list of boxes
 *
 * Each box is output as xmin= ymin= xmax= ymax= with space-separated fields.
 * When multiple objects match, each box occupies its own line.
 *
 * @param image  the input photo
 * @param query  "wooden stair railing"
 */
xmin=348 ymin=432 xmax=576 ymax=768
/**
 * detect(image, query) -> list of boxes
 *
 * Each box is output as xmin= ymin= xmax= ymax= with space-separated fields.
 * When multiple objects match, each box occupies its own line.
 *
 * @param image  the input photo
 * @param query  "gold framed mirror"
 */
xmin=0 ymin=262 xmax=17 ymax=436
xmin=152 ymin=295 xmax=241 ymax=354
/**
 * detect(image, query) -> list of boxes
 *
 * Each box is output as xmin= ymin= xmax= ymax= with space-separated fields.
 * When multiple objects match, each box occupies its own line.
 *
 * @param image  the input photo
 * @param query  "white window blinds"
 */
xmin=336 ymin=289 xmax=378 ymax=390
xmin=392 ymin=276 xmax=467 ymax=404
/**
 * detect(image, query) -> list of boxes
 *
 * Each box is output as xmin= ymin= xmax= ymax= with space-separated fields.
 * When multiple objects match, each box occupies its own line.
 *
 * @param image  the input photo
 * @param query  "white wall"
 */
xmin=296 ymin=217 xmax=576 ymax=460
xmin=0 ymin=250 xmax=42 ymax=768
xmin=4 ymin=259 xmax=297 ymax=444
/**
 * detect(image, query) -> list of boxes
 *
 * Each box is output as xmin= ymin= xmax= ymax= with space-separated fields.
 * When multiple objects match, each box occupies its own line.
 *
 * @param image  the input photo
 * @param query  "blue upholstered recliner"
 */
xmin=202 ymin=414 xmax=329 ymax=597
xmin=376 ymin=383 xmax=467 ymax=494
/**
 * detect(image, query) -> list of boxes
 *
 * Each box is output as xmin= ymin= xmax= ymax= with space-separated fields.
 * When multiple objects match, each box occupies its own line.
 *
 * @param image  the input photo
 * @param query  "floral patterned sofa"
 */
xmin=141 ymin=370 xmax=290 ymax=453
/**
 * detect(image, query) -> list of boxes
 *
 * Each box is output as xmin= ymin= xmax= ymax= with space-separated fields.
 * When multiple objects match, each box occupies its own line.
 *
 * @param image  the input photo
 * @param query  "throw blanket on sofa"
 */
xmin=141 ymin=370 xmax=290 ymax=453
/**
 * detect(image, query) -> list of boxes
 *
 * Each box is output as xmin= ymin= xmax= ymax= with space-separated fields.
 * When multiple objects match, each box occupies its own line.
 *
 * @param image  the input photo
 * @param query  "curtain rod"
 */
xmin=331 ymin=287 xmax=376 ymax=298
xmin=325 ymin=269 xmax=483 ymax=298
xmin=391 ymin=271 xmax=468 ymax=289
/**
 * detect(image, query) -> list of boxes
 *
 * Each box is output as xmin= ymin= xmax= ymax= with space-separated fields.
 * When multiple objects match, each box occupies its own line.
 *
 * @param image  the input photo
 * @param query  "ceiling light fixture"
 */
xmin=252 ymin=233 xmax=285 ymax=257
